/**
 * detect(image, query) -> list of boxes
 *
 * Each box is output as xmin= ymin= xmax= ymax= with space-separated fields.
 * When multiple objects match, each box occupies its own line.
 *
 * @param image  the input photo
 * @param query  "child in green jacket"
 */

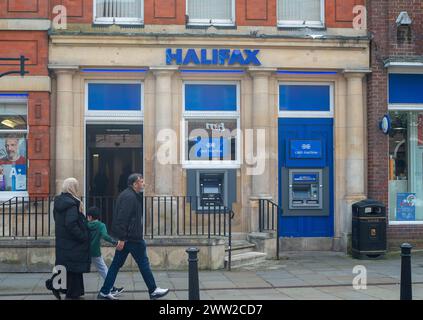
xmin=87 ymin=207 xmax=124 ymax=297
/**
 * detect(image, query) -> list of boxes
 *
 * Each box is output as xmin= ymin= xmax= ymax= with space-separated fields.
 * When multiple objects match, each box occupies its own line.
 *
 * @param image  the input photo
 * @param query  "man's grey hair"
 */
xmin=128 ymin=173 xmax=143 ymax=187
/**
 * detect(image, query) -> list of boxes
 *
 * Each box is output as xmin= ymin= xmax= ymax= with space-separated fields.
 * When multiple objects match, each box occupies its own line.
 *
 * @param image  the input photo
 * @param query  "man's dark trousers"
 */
xmin=100 ymin=240 xmax=157 ymax=295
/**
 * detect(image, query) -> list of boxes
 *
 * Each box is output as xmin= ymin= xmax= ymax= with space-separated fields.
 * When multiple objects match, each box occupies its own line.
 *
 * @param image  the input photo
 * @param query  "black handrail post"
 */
xmin=228 ymin=208 xmax=232 ymax=271
xmin=186 ymin=248 xmax=200 ymax=300
xmin=276 ymin=207 xmax=281 ymax=260
xmin=400 ymin=243 xmax=413 ymax=300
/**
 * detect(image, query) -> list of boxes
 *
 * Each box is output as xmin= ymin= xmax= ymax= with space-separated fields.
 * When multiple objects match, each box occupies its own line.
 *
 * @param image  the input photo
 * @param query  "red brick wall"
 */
xmin=326 ymin=0 xmax=365 ymax=28
xmin=0 ymin=31 xmax=48 ymax=77
xmin=367 ymin=0 xmax=423 ymax=247
xmin=0 ymin=0 xmax=49 ymax=19
xmin=145 ymin=0 xmax=185 ymax=25
xmin=236 ymin=0 xmax=276 ymax=26
xmin=27 ymin=92 xmax=51 ymax=197
xmin=43 ymin=0 xmax=363 ymax=27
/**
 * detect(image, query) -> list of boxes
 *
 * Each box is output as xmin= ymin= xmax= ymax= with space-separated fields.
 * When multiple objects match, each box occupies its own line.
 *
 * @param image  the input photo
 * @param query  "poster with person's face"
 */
xmin=0 ymin=136 xmax=27 ymax=192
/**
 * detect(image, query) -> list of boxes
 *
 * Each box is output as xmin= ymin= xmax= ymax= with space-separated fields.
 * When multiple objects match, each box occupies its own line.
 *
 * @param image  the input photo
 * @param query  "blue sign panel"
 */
xmin=185 ymin=84 xmax=237 ymax=111
xmin=396 ymin=193 xmax=416 ymax=221
xmin=88 ymin=83 xmax=142 ymax=111
xmin=166 ymin=48 xmax=261 ymax=66
xmin=192 ymin=137 xmax=230 ymax=159
xmin=389 ymin=74 xmax=423 ymax=104
xmin=280 ymin=85 xmax=331 ymax=112
xmin=290 ymin=140 xmax=322 ymax=159
xmin=293 ymin=174 xmax=318 ymax=183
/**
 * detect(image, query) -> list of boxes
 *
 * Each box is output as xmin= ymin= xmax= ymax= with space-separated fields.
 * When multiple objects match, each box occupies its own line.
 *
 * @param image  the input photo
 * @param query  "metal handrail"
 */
xmin=258 ymin=198 xmax=281 ymax=260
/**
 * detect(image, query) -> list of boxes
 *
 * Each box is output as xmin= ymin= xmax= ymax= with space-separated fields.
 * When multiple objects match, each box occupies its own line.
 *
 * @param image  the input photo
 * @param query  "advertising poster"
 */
xmin=0 ymin=136 xmax=27 ymax=192
xmin=396 ymin=193 xmax=416 ymax=221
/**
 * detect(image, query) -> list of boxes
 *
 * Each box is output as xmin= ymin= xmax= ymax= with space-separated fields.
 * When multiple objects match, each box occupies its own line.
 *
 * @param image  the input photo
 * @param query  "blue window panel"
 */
xmin=185 ymin=84 xmax=237 ymax=111
xmin=389 ymin=74 xmax=423 ymax=104
xmin=88 ymin=83 xmax=141 ymax=111
xmin=279 ymin=85 xmax=330 ymax=112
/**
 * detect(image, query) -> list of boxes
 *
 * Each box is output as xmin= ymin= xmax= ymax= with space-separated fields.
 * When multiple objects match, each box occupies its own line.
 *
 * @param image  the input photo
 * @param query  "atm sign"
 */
xmin=290 ymin=140 xmax=322 ymax=159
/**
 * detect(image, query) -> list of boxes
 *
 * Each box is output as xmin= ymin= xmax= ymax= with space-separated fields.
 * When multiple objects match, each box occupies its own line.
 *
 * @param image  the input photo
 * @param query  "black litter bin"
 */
xmin=352 ymin=199 xmax=387 ymax=259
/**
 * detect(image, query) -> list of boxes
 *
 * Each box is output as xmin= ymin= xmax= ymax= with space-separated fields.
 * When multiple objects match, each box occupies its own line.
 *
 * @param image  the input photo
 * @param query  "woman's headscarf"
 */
xmin=62 ymin=177 xmax=84 ymax=214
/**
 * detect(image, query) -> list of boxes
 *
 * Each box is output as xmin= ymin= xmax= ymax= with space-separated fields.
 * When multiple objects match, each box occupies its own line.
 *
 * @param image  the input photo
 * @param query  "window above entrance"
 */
xmin=279 ymin=82 xmax=333 ymax=118
xmin=86 ymin=82 xmax=143 ymax=121
xmin=94 ymin=0 xmax=144 ymax=25
xmin=277 ymin=0 xmax=324 ymax=28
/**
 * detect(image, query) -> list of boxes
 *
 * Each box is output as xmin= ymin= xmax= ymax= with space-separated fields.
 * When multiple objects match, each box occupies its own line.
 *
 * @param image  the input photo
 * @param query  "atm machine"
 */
xmin=199 ymin=172 xmax=225 ymax=208
xmin=289 ymin=169 xmax=323 ymax=210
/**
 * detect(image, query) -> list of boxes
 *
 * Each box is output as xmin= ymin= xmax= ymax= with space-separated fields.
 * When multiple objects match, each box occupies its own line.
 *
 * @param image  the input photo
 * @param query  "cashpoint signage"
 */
xmin=293 ymin=173 xmax=318 ymax=183
xmin=290 ymin=140 xmax=322 ymax=159
xmin=194 ymin=137 xmax=230 ymax=159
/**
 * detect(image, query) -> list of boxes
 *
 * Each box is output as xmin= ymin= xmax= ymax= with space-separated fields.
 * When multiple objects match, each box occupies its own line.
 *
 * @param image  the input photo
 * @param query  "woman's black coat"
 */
xmin=53 ymin=193 xmax=91 ymax=273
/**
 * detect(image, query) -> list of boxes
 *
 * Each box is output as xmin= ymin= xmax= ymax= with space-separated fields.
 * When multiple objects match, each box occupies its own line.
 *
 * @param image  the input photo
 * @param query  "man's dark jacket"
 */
xmin=112 ymin=187 xmax=144 ymax=241
xmin=54 ymin=193 xmax=91 ymax=273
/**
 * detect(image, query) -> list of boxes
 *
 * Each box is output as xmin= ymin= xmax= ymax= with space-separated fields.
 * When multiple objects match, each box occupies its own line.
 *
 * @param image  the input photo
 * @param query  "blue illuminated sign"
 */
xmin=293 ymin=174 xmax=318 ymax=183
xmin=290 ymin=140 xmax=322 ymax=159
xmin=166 ymin=48 xmax=261 ymax=66
xmin=192 ymin=137 xmax=230 ymax=159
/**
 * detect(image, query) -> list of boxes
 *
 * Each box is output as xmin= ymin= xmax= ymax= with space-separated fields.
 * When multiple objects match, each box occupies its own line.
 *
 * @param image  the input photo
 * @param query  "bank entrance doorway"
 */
xmin=85 ymin=124 xmax=143 ymax=227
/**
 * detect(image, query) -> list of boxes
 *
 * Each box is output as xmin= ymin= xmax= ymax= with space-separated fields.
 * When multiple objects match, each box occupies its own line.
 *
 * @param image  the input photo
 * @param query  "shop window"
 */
xmin=94 ymin=0 xmax=144 ymax=24
xmin=389 ymin=111 xmax=423 ymax=223
xmin=87 ymin=82 xmax=142 ymax=112
xmin=277 ymin=0 xmax=324 ymax=28
xmin=185 ymin=118 xmax=238 ymax=162
xmin=0 ymin=101 xmax=27 ymax=193
xmin=187 ymin=0 xmax=235 ymax=26
xmin=183 ymin=82 xmax=239 ymax=166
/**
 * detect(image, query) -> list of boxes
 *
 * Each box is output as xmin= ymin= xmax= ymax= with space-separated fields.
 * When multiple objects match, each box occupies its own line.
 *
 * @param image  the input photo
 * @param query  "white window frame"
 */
xmin=186 ymin=0 xmax=236 ymax=26
xmin=93 ymin=0 xmax=144 ymax=25
xmin=182 ymin=81 xmax=241 ymax=169
xmin=278 ymin=82 xmax=334 ymax=118
xmin=0 ymin=95 xmax=29 ymax=200
xmin=85 ymin=80 xmax=144 ymax=122
xmin=277 ymin=0 xmax=325 ymax=28
xmin=387 ymin=68 xmax=423 ymax=225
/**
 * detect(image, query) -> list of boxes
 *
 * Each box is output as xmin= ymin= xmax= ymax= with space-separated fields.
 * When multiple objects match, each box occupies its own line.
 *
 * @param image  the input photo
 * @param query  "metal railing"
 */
xmin=258 ymin=199 xmax=281 ymax=260
xmin=0 ymin=195 xmax=235 ymax=269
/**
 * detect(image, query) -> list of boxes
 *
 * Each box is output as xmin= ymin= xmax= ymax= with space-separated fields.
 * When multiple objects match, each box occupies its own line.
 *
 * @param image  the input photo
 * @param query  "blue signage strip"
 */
xmin=88 ymin=83 xmax=142 ymax=111
xmin=290 ymin=140 xmax=322 ymax=159
xmin=293 ymin=174 xmax=318 ymax=183
xmin=167 ymin=48 xmax=261 ymax=66
xmin=396 ymin=193 xmax=416 ymax=221
xmin=389 ymin=74 xmax=423 ymax=104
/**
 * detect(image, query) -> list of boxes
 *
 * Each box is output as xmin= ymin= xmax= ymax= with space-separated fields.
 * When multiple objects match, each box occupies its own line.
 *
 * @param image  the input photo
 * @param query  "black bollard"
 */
xmin=186 ymin=247 xmax=200 ymax=300
xmin=400 ymin=243 xmax=412 ymax=300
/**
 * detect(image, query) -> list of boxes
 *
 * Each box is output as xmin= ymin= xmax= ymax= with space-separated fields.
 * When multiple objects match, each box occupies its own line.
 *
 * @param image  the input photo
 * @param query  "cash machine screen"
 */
xmin=289 ymin=170 xmax=323 ymax=210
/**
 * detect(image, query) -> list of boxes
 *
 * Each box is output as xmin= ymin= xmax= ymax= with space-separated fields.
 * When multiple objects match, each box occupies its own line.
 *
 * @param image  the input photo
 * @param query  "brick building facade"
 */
xmin=367 ymin=0 xmax=423 ymax=248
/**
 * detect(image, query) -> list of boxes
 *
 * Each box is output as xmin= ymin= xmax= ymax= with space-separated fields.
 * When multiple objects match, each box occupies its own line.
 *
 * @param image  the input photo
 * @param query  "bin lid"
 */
xmin=352 ymin=199 xmax=386 ymax=217
xmin=352 ymin=199 xmax=385 ymax=208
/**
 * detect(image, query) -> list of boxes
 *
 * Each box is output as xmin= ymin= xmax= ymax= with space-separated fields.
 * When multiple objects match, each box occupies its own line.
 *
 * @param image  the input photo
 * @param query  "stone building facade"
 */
xmin=1 ymin=0 xmax=370 ymax=253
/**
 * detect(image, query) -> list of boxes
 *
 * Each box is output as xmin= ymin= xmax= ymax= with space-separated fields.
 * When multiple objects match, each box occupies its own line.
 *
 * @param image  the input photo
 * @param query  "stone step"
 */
xmin=224 ymin=252 xmax=267 ymax=269
xmin=225 ymin=240 xmax=256 ymax=255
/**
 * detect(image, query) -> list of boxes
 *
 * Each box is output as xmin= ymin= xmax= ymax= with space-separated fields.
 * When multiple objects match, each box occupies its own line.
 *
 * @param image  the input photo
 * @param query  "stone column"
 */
xmin=344 ymin=71 xmax=368 ymax=199
xmin=152 ymin=67 xmax=177 ymax=195
xmin=249 ymin=68 xmax=275 ymax=232
xmin=53 ymin=67 xmax=77 ymax=193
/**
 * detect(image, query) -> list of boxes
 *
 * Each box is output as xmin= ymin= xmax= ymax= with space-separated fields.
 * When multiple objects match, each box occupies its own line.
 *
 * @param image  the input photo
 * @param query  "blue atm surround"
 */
xmin=278 ymin=118 xmax=334 ymax=237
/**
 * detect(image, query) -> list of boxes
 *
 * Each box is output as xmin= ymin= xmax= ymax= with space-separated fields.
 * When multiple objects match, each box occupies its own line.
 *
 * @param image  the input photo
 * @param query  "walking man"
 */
xmin=97 ymin=173 xmax=169 ymax=300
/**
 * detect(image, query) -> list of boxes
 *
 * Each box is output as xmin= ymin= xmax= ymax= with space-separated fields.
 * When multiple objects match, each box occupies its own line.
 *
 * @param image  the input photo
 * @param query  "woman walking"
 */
xmin=48 ymin=178 xmax=91 ymax=300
